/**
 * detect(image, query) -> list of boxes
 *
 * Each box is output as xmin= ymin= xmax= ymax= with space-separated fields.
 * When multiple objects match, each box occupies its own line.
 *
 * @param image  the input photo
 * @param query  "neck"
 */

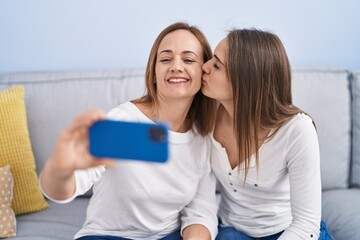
xmin=137 ymin=97 xmax=194 ymax=133
xmin=158 ymin=99 xmax=192 ymax=132
xmin=218 ymin=100 xmax=234 ymax=124
xmin=218 ymin=100 xmax=271 ymax=141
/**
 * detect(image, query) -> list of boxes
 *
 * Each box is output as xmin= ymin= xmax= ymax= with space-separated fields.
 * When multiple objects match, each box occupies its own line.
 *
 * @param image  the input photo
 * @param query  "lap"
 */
xmin=319 ymin=221 xmax=334 ymax=240
xmin=216 ymin=221 xmax=333 ymax=240
xmin=216 ymin=226 xmax=282 ymax=240
xmin=75 ymin=230 xmax=181 ymax=240
xmin=76 ymin=236 xmax=130 ymax=240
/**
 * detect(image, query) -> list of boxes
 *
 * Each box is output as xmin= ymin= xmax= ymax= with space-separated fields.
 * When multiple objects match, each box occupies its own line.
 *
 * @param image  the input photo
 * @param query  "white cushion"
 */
xmin=322 ymin=189 xmax=360 ymax=240
xmin=292 ymin=69 xmax=351 ymax=190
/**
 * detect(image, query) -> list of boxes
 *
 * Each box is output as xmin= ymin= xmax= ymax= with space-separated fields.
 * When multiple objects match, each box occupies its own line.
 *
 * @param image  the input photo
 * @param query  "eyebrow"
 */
xmin=214 ymin=54 xmax=225 ymax=66
xmin=158 ymin=50 xmax=200 ymax=58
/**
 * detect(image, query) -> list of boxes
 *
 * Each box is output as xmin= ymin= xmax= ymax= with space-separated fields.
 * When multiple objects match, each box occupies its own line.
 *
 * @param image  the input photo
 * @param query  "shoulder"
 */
xmin=282 ymin=113 xmax=319 ymax=152
xmin=193 ymin=132 xmax=212 ymax=164
xmin=281 ymin=113 xmax=315 ymax=135
xmin=190 ymin=127 xmax=212 ymax=148
xmin=287 ymin=113 xmax=316 ymax=135
xmin=106 ymin=101 xmax=139 ymax=121
xmin=271 ymin=113 xmax=318 ymax=151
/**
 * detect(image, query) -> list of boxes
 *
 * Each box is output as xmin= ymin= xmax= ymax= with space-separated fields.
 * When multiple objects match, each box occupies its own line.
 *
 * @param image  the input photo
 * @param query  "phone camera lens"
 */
xmin=149 ymin=126 xmax=167 ymax=143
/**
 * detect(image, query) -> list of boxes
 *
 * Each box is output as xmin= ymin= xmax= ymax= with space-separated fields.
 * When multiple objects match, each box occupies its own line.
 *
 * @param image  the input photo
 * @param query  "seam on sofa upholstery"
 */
xmin=350 ymin=72 xmax=360 ymax=187
xmin=349 ymin=72 xmax=355 ymax=187
xmin=292 ymin=68 xmax=349 ymax=73
xmin=0 ymin=76 xmax=143 ymax=85
xmin=0 ymin=69 xmax=145 ymax=84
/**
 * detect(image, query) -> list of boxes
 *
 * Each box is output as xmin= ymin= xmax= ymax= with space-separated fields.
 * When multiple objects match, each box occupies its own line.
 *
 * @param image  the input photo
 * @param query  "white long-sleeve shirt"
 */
xmin=211 ymin=113 xmax=321 ymax=239
xmin=42 ymin=102 xmax=218 ymax=240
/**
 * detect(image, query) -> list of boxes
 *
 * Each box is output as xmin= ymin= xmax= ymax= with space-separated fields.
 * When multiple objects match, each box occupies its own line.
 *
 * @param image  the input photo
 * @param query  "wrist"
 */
xmin=44 ymin=159 xmax=75 ymax=180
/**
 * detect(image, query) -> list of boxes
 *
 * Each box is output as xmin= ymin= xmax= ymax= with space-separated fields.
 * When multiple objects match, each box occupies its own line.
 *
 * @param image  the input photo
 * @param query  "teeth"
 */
xmin=168 ymin=78 xmax=188 ymax=83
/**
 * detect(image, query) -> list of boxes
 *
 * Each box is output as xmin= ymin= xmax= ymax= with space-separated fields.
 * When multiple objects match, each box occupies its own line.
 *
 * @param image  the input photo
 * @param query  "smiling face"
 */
xmin=202 ymin=38 xmax=233 ymax=103
xmin=154 ymin=29 xmax=204 ymax=102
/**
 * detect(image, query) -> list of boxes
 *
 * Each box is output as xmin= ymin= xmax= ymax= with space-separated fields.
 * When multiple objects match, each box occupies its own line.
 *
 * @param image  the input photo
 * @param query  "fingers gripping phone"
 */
xmin=89 ymin=120 xmax=169 ymax=163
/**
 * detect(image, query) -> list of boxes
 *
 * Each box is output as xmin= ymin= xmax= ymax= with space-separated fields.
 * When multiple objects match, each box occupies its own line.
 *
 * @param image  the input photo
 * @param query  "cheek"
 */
xmin=155 ymin=65 xmax=166 ymax=78
xmin=192 ymin=67 xmax=203 ymax=82
xmin=154 ymin=66 xmax=160 ymax=78
xmin=211 ymin=77 xmax=232 ymax=97
xmin=223 ymin=82 xmax=233 ymax=97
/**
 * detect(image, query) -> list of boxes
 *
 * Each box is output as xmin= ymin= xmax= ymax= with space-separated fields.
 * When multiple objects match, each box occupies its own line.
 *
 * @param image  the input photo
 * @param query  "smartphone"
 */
xmin=89 ymin=119 xmax=169 ymax=163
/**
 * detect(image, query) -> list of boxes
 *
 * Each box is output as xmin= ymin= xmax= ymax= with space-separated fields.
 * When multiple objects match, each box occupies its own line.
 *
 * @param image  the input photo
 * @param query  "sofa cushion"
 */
xmin=351 ymin=72 xmax=360 ymax=186
xmin=322 ymin=189 xmax=360 ymax=240
xmin=0 ymin=165 xmax=16 ymax=238
xmin=0 ymin=69 xmax=146 ymax=179
xmin=0 ymin=86 xmax=48 ymax=215
xmin=15 ymin=198 xmax=89 ymax=239
xmin=292 ymin=69 xmax=351 ymax=190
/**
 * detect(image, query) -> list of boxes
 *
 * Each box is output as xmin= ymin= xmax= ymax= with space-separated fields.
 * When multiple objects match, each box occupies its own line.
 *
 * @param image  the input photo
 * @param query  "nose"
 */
xmin=170 ymin=58 xmax=184 ymax=72
xmin=202 ymin=60 xmax=210 ymax=74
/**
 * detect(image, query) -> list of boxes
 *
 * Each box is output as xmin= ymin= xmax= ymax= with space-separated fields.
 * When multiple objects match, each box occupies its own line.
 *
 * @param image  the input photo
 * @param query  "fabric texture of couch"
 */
xmin=0 ymin=69 xmax=359 ymax=240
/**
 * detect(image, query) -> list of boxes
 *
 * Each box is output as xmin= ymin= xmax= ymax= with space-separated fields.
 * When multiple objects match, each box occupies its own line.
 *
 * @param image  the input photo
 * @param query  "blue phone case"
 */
xmin=89 ymin=120 xmax=169 ymax=163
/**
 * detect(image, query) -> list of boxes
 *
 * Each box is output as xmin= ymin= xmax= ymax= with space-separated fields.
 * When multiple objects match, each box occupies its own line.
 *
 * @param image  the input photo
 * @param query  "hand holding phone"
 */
xmin=89 ymin=120 xmax=169 ymax=163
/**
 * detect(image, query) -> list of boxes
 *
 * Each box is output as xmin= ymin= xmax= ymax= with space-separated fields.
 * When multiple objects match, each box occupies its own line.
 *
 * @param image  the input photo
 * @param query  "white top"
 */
xmin=211 ymin=113 xmax=321 ymax=239
xmin=43 ymin=102 xmax=218 ymax=240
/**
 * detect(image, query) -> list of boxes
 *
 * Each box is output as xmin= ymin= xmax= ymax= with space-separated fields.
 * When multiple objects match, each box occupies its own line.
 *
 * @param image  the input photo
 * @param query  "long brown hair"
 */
xmin=134 ymin=22 xmax=216 ymax=135
xmin=227 ymin=29 xmax=304 ymax=179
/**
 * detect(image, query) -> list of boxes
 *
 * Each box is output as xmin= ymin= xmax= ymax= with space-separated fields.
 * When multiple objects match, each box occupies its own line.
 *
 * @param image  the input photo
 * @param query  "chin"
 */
xmin=201 ymin=86 xmax=212 ymax=98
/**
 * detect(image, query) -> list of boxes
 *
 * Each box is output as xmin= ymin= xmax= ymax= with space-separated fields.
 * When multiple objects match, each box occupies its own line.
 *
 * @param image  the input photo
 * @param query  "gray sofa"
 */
xmin=0 ymin=69 xmax=359 ymax=240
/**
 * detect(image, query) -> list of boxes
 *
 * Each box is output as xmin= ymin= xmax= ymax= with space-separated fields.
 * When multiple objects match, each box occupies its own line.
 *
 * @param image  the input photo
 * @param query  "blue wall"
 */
xmin=1 ymin=0 xmax=359 ymax=73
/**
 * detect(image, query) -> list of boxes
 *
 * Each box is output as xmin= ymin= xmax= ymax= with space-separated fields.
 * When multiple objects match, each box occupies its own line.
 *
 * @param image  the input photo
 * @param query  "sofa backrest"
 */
xmin=0 ymin=69 xmax=354 ymax=192
xmin=292 ymin=69 xmax=351 ymax=190
xmin=0 ymin=69 xmax=146 ymax=175
xmin=351 ymin=72 xmax=360 ymax=187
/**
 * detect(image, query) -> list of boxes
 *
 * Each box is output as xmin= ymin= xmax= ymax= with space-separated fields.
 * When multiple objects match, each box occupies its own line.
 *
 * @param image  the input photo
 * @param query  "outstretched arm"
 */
xmin=40 ymin=109 xmax=115 ymax=201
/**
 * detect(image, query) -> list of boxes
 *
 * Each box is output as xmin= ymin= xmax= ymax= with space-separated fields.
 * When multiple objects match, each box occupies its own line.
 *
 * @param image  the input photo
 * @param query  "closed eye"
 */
xmin=213 ymin=63 xmax=220 ymax=69
xmin=159 ymin=58 xmax=171 ymax=63
xmin=184 ymin=58 xmax=195 ymax=63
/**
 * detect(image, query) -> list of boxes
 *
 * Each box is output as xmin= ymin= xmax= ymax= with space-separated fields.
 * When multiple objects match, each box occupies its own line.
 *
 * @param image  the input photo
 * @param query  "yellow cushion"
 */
xmin=0 ymin=165 xmax=16 ymax=238
xmin=0 ymin=86 xmax=48 ymax=215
